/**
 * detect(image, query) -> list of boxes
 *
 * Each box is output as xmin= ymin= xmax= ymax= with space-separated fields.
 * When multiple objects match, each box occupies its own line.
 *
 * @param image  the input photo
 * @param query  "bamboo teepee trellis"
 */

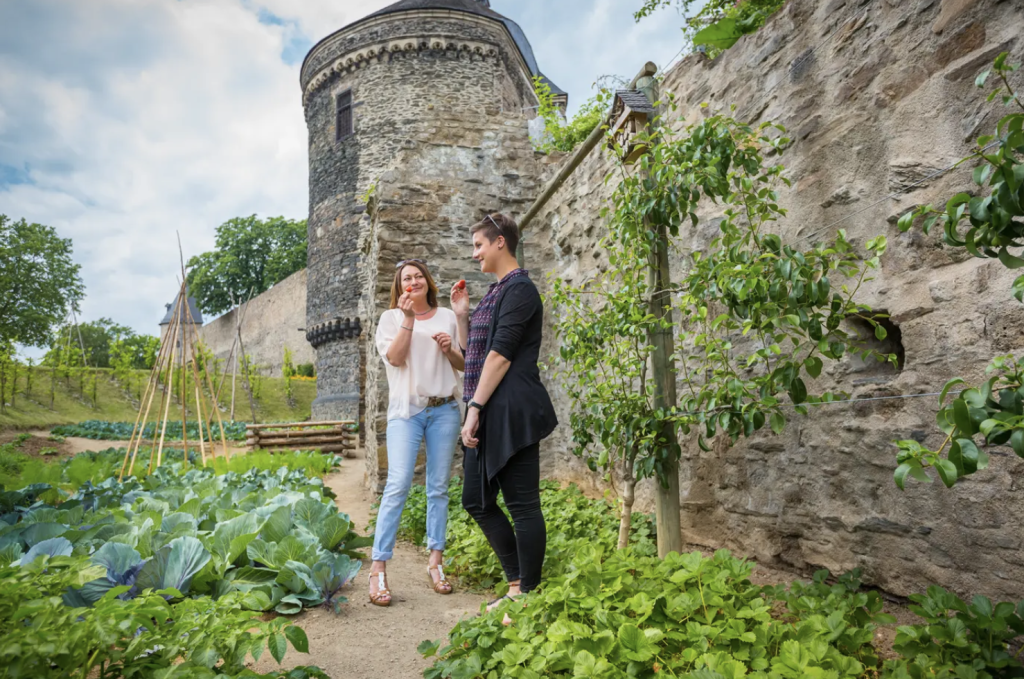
xmin=117 ymin=251 xmax=232 ymax=480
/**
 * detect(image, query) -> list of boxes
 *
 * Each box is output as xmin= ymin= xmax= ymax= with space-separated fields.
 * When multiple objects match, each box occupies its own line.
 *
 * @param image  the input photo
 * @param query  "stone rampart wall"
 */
xmin=197 ymin=269 xmax=314 ymax=377
xmin=526 ymin=0 xmax=1024 ymax=600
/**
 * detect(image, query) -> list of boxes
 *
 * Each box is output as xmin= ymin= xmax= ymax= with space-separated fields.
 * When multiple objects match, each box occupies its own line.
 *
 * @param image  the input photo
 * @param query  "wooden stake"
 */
xmin=183 ymin=307 xmax=232 ymax=460
xmin=152 ymin=287 xmax=184 ymax=473
xmin=120 ymin=321 xmax=173 ymax=480
xmin=179 ymin=307 xmax=189 ymax=470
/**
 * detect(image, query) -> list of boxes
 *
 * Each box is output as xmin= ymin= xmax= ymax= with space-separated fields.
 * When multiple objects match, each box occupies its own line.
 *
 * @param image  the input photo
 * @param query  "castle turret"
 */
xmin=301 ymin=1 xmax=563 ymax=429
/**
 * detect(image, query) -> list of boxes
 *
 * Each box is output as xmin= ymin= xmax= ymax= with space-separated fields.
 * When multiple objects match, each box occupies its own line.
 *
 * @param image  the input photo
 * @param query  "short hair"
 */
xmin=470 ymin=213 xmax=519 ymax=254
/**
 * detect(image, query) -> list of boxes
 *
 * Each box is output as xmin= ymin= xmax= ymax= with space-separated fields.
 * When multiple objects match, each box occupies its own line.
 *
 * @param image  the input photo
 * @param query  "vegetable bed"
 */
xmin=51 ymin=419 xmax=250 ymax=441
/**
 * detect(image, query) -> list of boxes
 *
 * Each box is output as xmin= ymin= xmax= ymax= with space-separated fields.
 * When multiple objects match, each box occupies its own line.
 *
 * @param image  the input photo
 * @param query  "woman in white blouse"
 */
xmin=369 ymin=259 xmax=464 ymax=606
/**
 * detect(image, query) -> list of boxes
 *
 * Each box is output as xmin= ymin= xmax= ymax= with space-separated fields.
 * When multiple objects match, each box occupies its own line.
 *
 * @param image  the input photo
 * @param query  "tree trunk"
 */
xmin=618 ymin=475 xmax=636 ymax=550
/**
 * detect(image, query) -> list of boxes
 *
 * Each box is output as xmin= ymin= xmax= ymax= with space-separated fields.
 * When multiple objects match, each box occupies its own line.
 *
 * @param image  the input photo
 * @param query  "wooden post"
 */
xmin=639 ymin=73 xmax=683 ymax=557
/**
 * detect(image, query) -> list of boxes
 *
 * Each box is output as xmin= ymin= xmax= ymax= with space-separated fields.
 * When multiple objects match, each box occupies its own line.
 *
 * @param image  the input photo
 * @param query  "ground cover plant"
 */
xmin=50 ymin=419 xmax=250 ymax=441
xmin=0 ymin=451 xmax=369 ymax=616
xmin=371 ymin=479 xmax=657 ymax=593
xmin=420 ymin=530 xmax=1024 ymax=679
xmin=0 ymin=554 xmax=325 ymax=678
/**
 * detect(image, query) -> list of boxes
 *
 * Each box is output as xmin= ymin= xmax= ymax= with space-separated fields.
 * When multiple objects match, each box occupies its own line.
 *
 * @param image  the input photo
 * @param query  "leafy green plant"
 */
xmin=534 ymin=76 xmax=614 ymax=153
xmin=635 ymin=0 xmax=787 ymax=55
xmin=51 ymin=419 xmax=249 ymax=441
xmin=0 ymin=450 xmax=368 ymax=615
xmin=883 ymin=586 xmax=1024 ymax=679
xmin=0 ymin=555 xmax=322 ymax=678
xmin=371 ymin=479 xmax=656 ymax=592
xmin=894 ymin=53 xmax=1024 ymax=488
xmin=296 ymin=363 xmax=315 ymax=378
xmin=421 ymin=547 xmax=894 ymax=679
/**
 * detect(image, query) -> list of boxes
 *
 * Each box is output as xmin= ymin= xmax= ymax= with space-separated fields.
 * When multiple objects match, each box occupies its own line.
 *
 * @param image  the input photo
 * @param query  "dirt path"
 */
xmin=253 ymin=451 xmax=481 ymax=678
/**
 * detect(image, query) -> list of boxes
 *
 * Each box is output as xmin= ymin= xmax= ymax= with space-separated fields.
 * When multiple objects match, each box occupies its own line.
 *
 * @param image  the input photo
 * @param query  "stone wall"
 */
xmin=526 ymin=0 xmax=1024 ymax=600
xmin=197 ymin=269 xmax=314 ymax=377
xmin=302 ymin=9 xmax=542 ymax=425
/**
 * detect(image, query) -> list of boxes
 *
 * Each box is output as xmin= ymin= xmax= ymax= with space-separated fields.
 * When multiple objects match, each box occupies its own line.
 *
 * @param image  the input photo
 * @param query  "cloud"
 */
xmin=0 ymin=0 xmax=687 ymax=356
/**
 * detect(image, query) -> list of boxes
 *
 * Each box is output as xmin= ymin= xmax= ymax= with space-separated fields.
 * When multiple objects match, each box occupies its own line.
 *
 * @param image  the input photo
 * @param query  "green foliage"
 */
xmin=552 ymin=103 xmax=891 ymax=536
xmin=296 ymin=363 xmax=315 ymax=378
xmin=283 ymin=347 xmax=295 ymax=404
xmin=371 ymin=480 xmax=655 ymax=592
xmin=0 ymin=555 xmax=324 ymax=678
xmin=634 ymin=0 xmax=787 ymax=55
xmin=421 ymin=548 xmax=892 ymax=679
xmin=894 ymin=54 xmax=1024 ymax=488
xmin=0 ymin=450 xmax=368 ymax=616
xmin=0 ymin=215 xmax=86 ymax=348
xmin=51 ymin=419 xmax=250 ymax=441
xmin=422 ymin=542 xmax=1023 ymax=679
xmin=186 ymin=215 xmax=307 ymax=317
xmin=44 ymin=317 xmax=156 ymax=370
xmin=534 ymin=76 xmax=614 ymax=153
xmin=884 ymin=586 xmax=1024 ymax=679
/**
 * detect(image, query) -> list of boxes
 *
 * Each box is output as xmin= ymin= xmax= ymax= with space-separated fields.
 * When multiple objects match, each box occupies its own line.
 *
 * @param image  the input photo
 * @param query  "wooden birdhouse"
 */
xmin=608 ymin=88 xmax=657 ymax=164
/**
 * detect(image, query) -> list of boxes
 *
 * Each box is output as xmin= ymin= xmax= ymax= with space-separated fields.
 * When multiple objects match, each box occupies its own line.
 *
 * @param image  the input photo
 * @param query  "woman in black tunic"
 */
xmin=451 ymin=213 xmax=557 ymax=609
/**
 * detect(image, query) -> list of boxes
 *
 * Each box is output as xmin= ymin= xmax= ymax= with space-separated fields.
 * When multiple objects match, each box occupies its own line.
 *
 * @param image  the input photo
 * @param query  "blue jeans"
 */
xmin=372 ymin=401 xmax=461 ymax=562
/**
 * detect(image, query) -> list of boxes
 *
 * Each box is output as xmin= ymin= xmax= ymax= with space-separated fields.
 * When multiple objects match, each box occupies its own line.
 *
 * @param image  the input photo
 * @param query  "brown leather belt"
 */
xmin=427 ymin=396 xmax=456 ymax=408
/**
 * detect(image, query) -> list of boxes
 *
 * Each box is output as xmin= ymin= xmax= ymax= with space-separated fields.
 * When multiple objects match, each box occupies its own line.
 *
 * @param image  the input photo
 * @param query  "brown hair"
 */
xmin=389 ymin=260 xmax=439 ymax=310
xmin=470 ymin=212 xmax=520 ymax=254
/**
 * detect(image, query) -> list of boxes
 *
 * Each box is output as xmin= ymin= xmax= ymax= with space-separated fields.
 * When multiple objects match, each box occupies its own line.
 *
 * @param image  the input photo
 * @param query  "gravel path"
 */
xmin=253 ymin=450 xmax=481 ymax=678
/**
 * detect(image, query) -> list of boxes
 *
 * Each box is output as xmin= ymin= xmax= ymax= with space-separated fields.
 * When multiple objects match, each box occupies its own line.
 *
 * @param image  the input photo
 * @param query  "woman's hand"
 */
xmin=433 ymin=332 xmax=453 ymax=355
xmin=450 ymin=281 xmax=470 ymax=318
xmin=398 ymin=290 xmax=415 ymax=318
xmin=461 ymin=407 xmax=480 ymax=448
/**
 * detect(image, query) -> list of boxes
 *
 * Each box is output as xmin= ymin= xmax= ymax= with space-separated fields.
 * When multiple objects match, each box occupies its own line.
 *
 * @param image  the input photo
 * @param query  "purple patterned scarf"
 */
xmin=463 ymin=268 xmax=529 ymax=402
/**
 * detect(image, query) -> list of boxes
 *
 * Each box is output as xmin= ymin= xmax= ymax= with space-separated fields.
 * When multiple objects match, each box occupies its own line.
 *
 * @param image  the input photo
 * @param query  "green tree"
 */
xmin=186 ymin=215 xmax=307 ymax=316
xmin=635 ymin=0 xmax=787 ymax=53
xmin=533 ymin=76 xmax=615 ymax=153
xmin=552 ymin=103 xmax=891 ymax=548
xmin=45 ymin=318 xmax=157 ymax=370
xmin=0 ymin=215 xmax=85 ymax=348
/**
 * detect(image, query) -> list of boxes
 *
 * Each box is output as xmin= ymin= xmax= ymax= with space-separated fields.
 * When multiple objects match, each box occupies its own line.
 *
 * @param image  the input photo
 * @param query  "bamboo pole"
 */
xmin=185 ymin=327 xmax=215 ymax=466
xmin=152 ymin=289 xmax=184 ymax=473
xmin=214 ymin=287 xmax=255 ymax=402
xmin=120 ymin=321 xmax=174 ymax=479
xmin=179 ymin=309 xmax=189 ymax=470
xmin=183 ymin=304 xmax=232 ymax=460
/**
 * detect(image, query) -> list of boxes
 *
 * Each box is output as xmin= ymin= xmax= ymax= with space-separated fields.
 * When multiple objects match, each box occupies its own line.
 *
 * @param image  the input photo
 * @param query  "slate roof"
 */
xmin=615 ymin=89 xmax=656 ymax=114
xmin=159 ymin=291 xmax=204 ymax=326
xmin=309 ymin=0 xmax=565 ymax=98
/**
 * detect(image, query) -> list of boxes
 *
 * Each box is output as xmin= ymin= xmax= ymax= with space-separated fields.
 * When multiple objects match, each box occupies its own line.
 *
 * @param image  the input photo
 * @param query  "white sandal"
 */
xmin=369 ymin=571 xmax=391 ymax=607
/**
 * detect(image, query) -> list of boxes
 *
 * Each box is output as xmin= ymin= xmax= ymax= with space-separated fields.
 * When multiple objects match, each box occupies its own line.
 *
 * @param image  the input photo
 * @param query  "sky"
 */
xmin=0 ymin=0 xmax=693 ymax=355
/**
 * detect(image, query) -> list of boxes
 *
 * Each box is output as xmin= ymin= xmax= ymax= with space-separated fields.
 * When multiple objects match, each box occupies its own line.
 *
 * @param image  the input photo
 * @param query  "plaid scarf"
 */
xmin=463 ymin=268 xmax=530 ymax=402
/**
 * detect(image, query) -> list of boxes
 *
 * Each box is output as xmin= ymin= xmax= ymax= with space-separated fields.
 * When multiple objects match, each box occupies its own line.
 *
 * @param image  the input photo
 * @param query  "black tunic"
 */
xmin=475 ymin=275 xmax=558 ymax=483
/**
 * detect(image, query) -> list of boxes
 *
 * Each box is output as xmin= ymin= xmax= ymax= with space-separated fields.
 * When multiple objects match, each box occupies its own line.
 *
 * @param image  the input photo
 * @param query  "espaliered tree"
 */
xmin=894 ymin=53 xmax=1024 ymax=489
xmin=552 ymin=101 xmax=893 ymax=552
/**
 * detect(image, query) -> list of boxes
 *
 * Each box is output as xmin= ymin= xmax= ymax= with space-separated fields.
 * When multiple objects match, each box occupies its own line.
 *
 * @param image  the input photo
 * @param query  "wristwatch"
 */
xmin=468 ymin=400 xmax=484 ymax=411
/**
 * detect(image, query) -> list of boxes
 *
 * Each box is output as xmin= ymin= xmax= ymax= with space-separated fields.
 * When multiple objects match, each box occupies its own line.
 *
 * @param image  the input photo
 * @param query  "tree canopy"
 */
xmin=0 ymin=215 xmax=85 ymax=348
xmin=45 ymin=317 xmax=159 ymax=370
xmin=185 ymin=215 xmax=307 ymax=317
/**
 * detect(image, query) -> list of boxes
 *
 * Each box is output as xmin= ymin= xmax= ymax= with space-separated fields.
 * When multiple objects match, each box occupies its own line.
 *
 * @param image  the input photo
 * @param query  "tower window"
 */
xmin=336 ymin=91 xmax=354 ymax=141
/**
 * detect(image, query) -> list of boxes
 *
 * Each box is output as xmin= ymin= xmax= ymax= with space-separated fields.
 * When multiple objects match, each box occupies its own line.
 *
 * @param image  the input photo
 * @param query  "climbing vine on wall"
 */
xmin=894 ymin=53 xmax=1024 ymax=489
xmin=533 ymin=76 xmax=615 ymax=153
xmin=635 ymin=0 xmax=788 ymax=54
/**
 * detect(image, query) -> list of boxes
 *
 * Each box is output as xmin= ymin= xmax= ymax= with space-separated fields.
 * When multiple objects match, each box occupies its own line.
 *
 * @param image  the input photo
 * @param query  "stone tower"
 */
xmin=300 ymin=1 xmax=563 ymax=447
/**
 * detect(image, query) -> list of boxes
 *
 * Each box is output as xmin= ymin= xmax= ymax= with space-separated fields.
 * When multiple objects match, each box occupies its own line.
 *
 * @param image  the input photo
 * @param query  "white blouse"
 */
xmin=375 ymin=307 xmax=461 ymax=421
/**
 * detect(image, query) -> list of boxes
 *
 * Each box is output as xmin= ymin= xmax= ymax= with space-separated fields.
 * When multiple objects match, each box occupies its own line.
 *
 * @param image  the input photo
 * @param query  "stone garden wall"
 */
xmin=197 ymin=269 xmax=313 ymax=377
xmin=525 ymin=0 xmax=1024 ymax=600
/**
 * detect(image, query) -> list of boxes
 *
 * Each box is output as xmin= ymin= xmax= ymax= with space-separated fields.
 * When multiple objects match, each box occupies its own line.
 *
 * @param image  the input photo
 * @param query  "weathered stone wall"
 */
xmin=302 ymin=9 xmax=541 ymax=425
xmin=197 ymin=269 xmax=314 ymax=377
xmin=362 ymin=108 xmax=558 ymax=491
xmin=527 ymin=0 xmax=1024 ymax=600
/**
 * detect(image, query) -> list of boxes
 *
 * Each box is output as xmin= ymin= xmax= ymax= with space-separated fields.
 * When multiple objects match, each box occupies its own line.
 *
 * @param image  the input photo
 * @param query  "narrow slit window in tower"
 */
xmin=336 ymin=91 xmax=354 ymax=141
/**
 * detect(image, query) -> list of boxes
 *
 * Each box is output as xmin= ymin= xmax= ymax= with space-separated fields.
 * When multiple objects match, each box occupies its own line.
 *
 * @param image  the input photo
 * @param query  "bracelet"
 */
xmin=468 ymin=400 xmax=484 ymax=411
xmin=400 ymin=325 xmax=413 ymax=331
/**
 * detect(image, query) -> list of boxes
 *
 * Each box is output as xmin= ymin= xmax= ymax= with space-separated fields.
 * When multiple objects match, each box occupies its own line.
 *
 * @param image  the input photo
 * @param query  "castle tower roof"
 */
xmin=305 ymin=0 xmax=565 ymax=96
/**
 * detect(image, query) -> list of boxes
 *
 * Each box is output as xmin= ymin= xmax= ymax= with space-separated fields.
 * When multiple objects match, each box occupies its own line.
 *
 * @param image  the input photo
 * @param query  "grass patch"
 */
xmin=0 ymin=367 xmax=317 ymax=431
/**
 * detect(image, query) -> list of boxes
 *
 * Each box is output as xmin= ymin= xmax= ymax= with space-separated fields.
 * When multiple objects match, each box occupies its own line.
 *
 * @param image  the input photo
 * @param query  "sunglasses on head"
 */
xmin=485 ymin=214 xmax=503 ymax=235
xmin=395 ymin=258 xmax=426 ymax=269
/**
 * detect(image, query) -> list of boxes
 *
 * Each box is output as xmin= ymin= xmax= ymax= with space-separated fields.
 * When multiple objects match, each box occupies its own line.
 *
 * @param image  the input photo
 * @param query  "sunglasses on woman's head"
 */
xmin=395 ymin=258 xmax=426 ymax=269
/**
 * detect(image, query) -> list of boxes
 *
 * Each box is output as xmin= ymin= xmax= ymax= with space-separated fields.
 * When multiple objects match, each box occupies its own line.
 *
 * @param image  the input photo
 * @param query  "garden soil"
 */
xmin=251 ymin=449 xmax=483 ymax=679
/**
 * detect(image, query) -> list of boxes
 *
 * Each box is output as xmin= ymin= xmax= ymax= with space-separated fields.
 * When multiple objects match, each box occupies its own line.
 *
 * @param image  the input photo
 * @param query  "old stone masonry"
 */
xmin=296 ymin=0 xmax=1024 ymax=601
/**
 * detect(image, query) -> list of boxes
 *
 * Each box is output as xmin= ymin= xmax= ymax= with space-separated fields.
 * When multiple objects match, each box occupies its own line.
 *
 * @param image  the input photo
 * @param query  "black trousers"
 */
xmin=461 ymin=443 xmax=546 ymax=592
